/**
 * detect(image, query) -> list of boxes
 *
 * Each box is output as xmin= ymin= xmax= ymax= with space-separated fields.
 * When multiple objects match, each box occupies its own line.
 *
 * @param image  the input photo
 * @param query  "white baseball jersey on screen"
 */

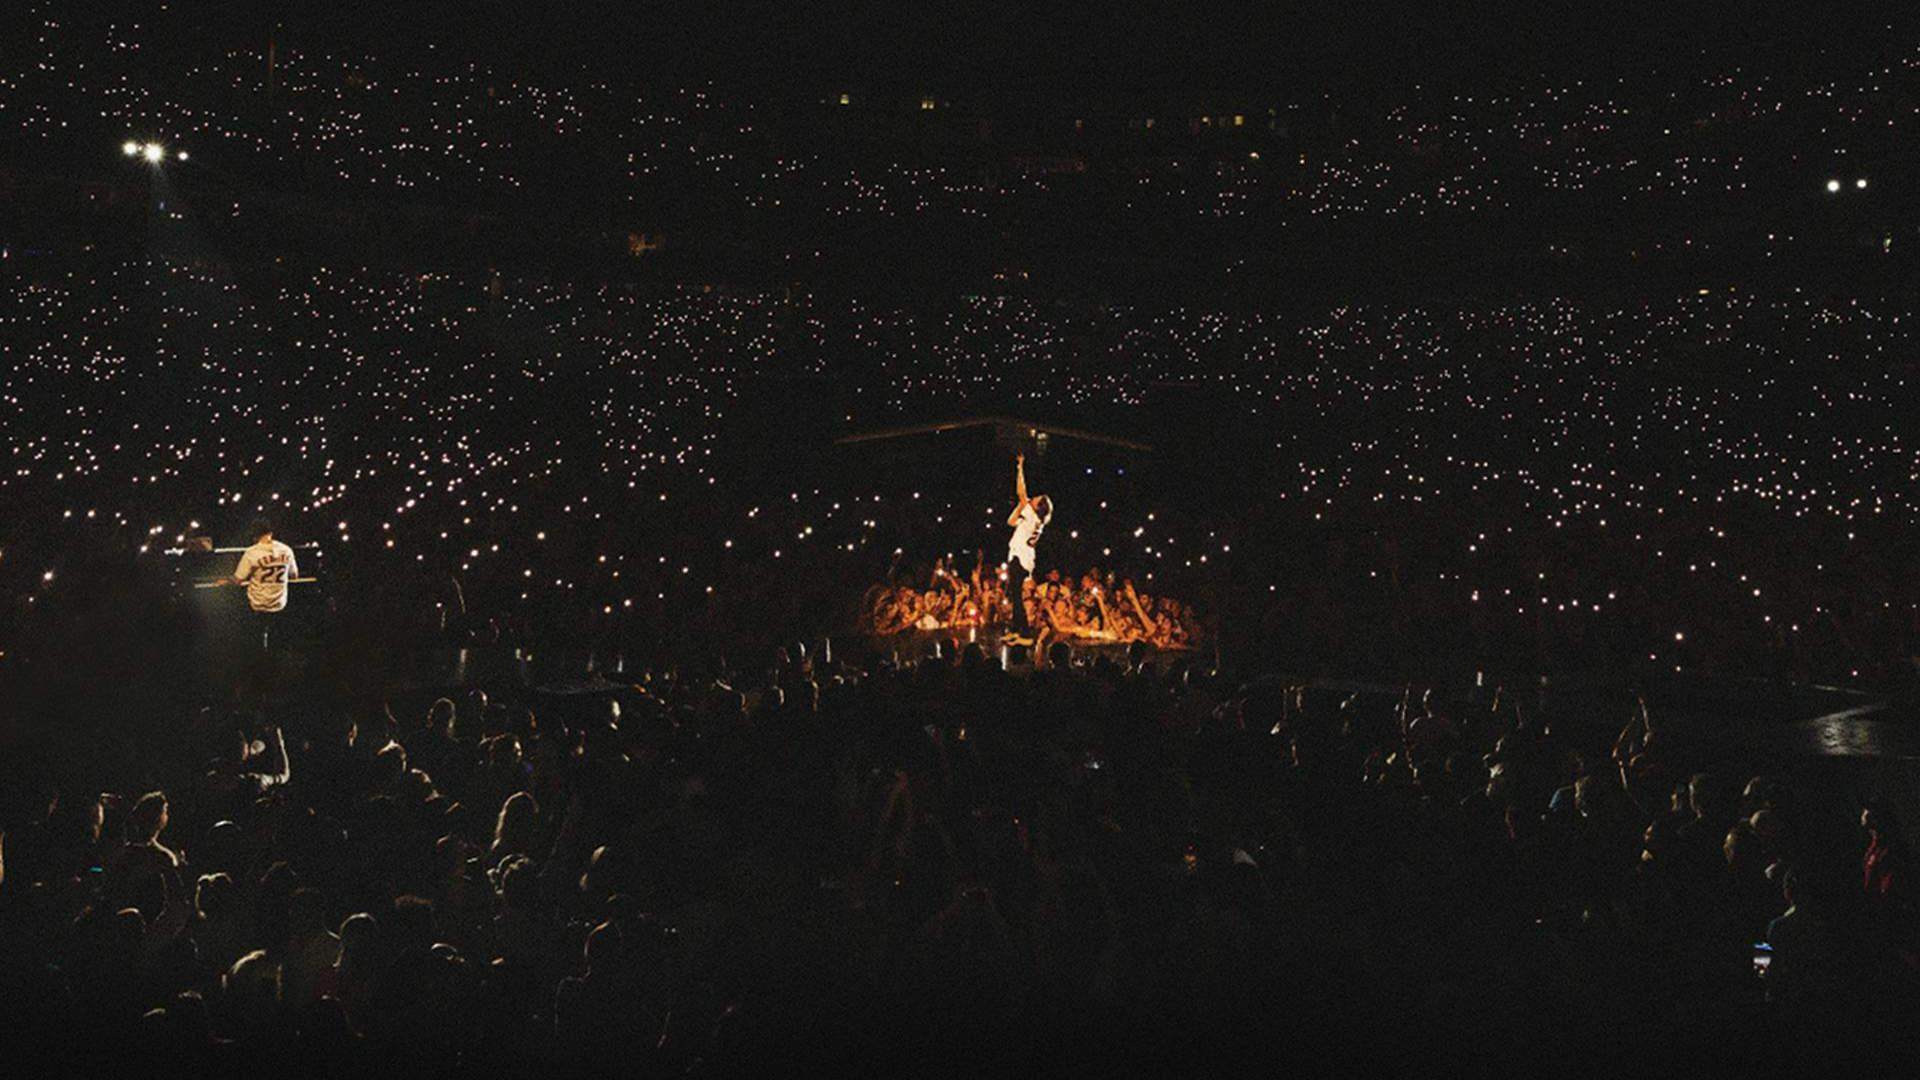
xmin=1007 ymin=502 xmax=1051 ymax=573
xmin=235 ymin=540 xmax=298 ymax=612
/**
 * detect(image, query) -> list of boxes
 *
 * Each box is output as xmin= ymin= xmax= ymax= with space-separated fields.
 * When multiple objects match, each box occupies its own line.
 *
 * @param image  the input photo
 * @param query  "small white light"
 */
xmin=176 ymin=150 xmax=189 ymax=162
xmin=1855 ymin=177 xmax=1867 ymax=190
xmin=122 ymin=140 xmax=140 ymax=157
xmin=143 ymin=143 xmax=164 ymax=164
xmin=1826 ymin=178 xmax=1841 ymax=193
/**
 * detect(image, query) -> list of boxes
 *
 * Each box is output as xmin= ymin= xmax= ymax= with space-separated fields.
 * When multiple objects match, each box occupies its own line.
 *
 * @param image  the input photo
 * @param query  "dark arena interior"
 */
xmin=5 ymin=3 xmax=1920 ymax=1075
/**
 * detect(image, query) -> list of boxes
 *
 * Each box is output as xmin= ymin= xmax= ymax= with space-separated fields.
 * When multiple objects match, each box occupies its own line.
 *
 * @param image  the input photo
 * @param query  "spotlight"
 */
xmin=1825 ymin=178 xmax=1841 ymax=193
xmin=142 ymin=143 xmax=165 ymax=164
xmin=176 ymin=150 xmax=189 ymax=162
xmin=1855 ymin=177 xmax=1867 ymax=190
xmin=122 ymin=140 xmax=140 ymax=157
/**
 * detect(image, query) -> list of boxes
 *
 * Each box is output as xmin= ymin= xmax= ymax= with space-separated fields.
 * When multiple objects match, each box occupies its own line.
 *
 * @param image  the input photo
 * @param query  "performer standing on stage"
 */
xmin=1002 ymin=453 xmax=1052 ymax=647
xmin=230 ymin=517 xmax=298 ymax=650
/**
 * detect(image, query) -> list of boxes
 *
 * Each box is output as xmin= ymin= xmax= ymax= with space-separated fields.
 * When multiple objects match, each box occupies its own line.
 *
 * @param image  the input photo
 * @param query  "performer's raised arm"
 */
xmin=1009 ymin=452 xmax=1029 ymax=526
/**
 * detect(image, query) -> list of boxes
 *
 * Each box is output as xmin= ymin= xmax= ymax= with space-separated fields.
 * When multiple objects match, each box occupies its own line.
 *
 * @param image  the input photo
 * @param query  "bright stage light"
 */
xmin=176 ymin=150 xmax=189 ymax=162
xmin=122 ymin=140 xmax=140 ymax=157
xmin=1826 ymin=178 xmax=1841 ymax=193
xmin=1855 ymin=177 xmax=1867 ymax=190
xmin=142 ymin=143 xmax=165 ymax=164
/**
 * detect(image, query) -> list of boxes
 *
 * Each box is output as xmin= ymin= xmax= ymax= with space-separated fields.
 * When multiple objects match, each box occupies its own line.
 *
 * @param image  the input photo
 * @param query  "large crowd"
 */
xmin=5 ymin=5 xmax=1918 ymax=280
xmin=3 ymin=12 xmax=1918 ymax=694
xmin=6 ymin=8 xmax=1920 ymax=1073
xmin=3 ymin=262 xmax=1917 ymax=688
xmin=3 ymin=647 xmax=1917 ymax=1072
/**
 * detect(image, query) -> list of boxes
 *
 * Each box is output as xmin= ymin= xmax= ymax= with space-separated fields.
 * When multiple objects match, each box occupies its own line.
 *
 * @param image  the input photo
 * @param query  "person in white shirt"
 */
xmin=1001 ymin=453 xmax=1052 ymax=647
xmin=231 ymin=518 xmax=298 ymax=651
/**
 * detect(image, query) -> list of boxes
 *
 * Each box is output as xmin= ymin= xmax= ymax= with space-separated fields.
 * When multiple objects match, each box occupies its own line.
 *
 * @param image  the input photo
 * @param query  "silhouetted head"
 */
xmin=961 ymin=642 xmax=990 ymax=674
xmin=194 ymin=872 xmax=236 ymax=920
xmin=225 ymin=950 xmax=283 ymax=1026
xmin=492 ymin=791 xmax=539 ymax=854
xmin=129 ymin=791 xmax=169 ymax=844
xmin=337 ymin=912 xmax=378 ymax=967
xmin=583 ymin=920 xmax=622 ymax=971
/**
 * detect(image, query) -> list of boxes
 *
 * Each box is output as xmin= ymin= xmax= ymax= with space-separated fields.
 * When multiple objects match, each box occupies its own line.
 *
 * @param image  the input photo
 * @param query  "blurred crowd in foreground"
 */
xmin=2 ymin=639 xmax=1915 ymax=1074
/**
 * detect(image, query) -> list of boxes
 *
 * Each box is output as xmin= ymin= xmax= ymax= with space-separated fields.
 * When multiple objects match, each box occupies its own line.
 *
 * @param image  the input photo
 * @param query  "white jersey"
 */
xmin=1007 ymin=502 xmax=1051 ymax=573
xmin=235 ymin=540 xmax=299 ymax=612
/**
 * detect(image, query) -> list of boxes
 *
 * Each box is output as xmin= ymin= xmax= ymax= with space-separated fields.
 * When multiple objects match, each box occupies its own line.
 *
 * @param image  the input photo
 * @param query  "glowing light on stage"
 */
xmin=122 ymin=140 xmax=141 ymax=157
xmin=1826 ymin=178 xmax=1841 ymax=193
xmin=142 ymin=143 xmax=165 ymax=164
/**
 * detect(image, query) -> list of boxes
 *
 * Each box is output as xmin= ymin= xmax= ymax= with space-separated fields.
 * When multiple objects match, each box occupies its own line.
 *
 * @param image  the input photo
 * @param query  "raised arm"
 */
xmin=1008 ymin=453 xmax=1029 ymax=526
xmin=1125 ymin=582 xmax=1153 ymax=628
xmin=256 ymin=725 xmax=292 ymax=789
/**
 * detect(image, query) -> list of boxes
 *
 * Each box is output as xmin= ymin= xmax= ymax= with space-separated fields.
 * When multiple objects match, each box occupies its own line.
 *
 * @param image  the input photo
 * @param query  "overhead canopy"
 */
xmin=836 ymin=415 xmax=1152 ymax=452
